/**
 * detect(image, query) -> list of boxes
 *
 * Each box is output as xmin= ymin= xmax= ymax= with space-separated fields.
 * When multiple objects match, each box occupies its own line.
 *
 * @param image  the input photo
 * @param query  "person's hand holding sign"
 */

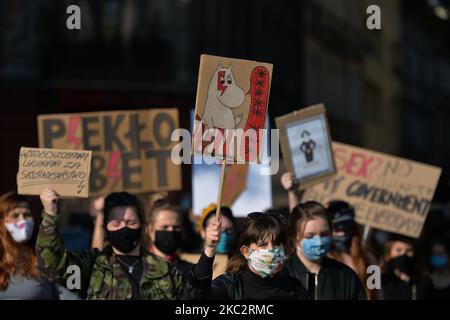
xmin=281 ymin=172 xmax=299 ymax=191
xmin=281 ymin=172 xmax=304 ymax=213
xmin=91 ymin=196 xmax=105 ymax=222
xmin=40 ymin=188 xmax=60 ymax=216
xmin=204 ymin=217 xmax=222 ymax=258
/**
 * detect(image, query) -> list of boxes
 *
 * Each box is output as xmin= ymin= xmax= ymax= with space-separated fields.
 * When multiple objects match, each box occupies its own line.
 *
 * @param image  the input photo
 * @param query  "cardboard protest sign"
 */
xmin=37 ymin=109 xmax=181 ymax=196
xmin=276 ymin=104 xmax=336 ymax=190
xmin=193 ymin=54 xmax=273 ymax=163
xmin=180 ymin=253 xmax=228 ymax=279
xmin=302 ymin=142 xmax=442 ymax=238
xmin=17 ymin=147 xmax=92 ymax=198
xmin=222 ymin=164 xmax=249 ymax=207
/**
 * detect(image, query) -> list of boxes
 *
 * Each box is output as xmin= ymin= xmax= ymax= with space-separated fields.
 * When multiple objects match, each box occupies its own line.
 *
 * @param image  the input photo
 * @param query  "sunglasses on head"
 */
xmin=247 ymin=211 xmax=285 ymax=223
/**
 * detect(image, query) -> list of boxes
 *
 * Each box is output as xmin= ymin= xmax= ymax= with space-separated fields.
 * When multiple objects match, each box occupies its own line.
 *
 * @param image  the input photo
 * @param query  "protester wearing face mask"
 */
xmin=146 ymin=196 xmax=192 ymax=281
xmin=90 ymin=193 xmax=192 ymax=282
xmin=283 ymin=201 xmax=366 ymax=300
xmin=184 ymin=211 xmax=308 ymax=300
xmin=428 ymin=240 xmax=450 ymax=299
xmin=36 ymin=188 xmax=183 ymax=300
xmin=0 ymin=192 xmax=66 ymax=299
xmin=198 ymin=204 xmax=237 ymax=257
xmin=326 ymin=200 xmax=376 ymax=299
xmin=381 ymin=235 xmax=433 ymax=300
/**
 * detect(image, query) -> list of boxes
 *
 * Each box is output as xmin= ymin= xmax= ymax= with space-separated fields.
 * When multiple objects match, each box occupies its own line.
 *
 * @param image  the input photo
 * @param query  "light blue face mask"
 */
xmin=300 ymin=236 xmax=331 ymax=261
xmin=216 ymin=230 xmax=236 ymax=254
xmin=430 ymin=254 xmax=448 ymax=269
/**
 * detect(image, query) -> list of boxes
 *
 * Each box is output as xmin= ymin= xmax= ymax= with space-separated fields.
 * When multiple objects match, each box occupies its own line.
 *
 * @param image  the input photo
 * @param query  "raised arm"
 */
xmin=281 ymin=172 xmax=304 ymax=212
xmin=183 ymin=217 xmax=229 ymax=300
xmin=35 ymin=188 xmax=97 ymax=298
xmin=90 ymin=196 xmax=105 ymax=250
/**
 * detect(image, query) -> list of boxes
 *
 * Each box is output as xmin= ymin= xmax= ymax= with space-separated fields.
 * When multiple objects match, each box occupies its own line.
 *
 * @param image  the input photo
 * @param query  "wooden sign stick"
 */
xmin=215 ymin=159 xmax=227 ymax=220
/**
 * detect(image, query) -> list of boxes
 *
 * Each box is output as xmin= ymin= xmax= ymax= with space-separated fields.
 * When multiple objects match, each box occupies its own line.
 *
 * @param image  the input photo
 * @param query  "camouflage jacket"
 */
xmin=35 ymin=212 xmax=184 ymax=300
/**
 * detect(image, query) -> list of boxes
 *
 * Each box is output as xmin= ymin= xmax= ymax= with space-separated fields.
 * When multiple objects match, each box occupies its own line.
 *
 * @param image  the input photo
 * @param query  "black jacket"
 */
xmin=173 ymin=259 xmax=194 ymax=283
xmin=183 ymin=252 xmax=308 ymax=300
xmin=381 ymin=272 xmax=434 ymax=300
xmin=282 ymin=254 xmax=367 ymax=300
xmin=184 ymin=270 xmax=309 ymax=300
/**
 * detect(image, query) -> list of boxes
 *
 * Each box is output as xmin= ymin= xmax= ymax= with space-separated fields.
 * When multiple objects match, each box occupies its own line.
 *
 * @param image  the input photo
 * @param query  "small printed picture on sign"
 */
xmin=276 ymin=104 xmax=336 ymax=190
xmin=286 ymin=114 xmax=334 ymax=181
xmin=193 ymin=54 xmax=273 ymax=163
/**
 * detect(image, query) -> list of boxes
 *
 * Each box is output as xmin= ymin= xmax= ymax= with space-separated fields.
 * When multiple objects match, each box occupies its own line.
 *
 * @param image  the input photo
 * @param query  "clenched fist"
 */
xmin=90 ymin=196 xmax=105 ymax=217
xmin=40 ymin=188 xmax=60 ymax=216
xmin=204 ymin=216 xmax=222 ymax=258
xmin=281 ymin=172 xmax=299 ymax=191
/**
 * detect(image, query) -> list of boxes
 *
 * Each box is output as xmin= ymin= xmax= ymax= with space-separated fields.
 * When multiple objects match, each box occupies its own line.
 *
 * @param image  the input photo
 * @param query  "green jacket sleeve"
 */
xmin=170 ymin=263 xmax=185 ymax=299
xmin=35 ymin=212 xmax=99 ymax=298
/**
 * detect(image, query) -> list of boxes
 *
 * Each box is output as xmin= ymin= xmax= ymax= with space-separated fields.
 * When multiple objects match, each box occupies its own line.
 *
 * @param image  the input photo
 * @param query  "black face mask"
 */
xmin=106 ymin=227 xmax=142 ymax=254
xmin=332 ymin=234 xmax=353 ymax=252
xmin=154 ymin=230 xmax=182 ymax=255
xmin=388 ymin=254 xmax=415 ymax=276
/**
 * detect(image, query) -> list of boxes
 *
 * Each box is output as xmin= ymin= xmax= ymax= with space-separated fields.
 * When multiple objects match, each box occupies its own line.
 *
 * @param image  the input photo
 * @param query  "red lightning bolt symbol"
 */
xmin=217 ymin=70 xmax=227 ymax=96
xmin=107 ymin=152 xmax=122 ymax=191
xmin=67 ymin=116 xmax=82 ymax=149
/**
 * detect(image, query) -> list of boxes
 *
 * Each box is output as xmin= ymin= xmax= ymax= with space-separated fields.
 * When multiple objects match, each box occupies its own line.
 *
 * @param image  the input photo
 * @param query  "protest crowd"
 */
xmin=1 ymin=172 xmax=449 ymax=300
xmin=1 ymin=49 xmax=450 ymax=302
xmin=3 ymin=0 xmax=450 ymax=309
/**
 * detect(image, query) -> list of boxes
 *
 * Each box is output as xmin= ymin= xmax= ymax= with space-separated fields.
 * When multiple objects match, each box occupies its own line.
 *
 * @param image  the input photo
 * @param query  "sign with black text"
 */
xmin=38 ymin=109 xmax=181 ymax=196
xmin=17 ymin=147 xmax=92 ymax=198
xmin=302 ymin=142 xmax=442 ymax=238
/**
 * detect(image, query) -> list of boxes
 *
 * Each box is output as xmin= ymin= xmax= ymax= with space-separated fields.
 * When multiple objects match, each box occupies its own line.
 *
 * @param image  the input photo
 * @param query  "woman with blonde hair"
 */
xmin=283 ymin=201 xmax=366 ymax=300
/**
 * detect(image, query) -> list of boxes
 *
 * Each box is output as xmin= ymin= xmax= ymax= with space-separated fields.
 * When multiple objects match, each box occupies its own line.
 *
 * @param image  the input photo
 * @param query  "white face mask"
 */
xmin=5 ymin=219 xmax=34 ymax=243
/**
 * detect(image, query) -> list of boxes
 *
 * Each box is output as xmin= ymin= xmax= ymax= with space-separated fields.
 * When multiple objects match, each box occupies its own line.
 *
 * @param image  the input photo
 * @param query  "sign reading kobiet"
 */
xmin=17 ymin=147 xmax=92 ymax=198
xmin=37 ymin=109 xmax=181 ymax=196
xmin=302 ymin=142 xmax=442 ymax=238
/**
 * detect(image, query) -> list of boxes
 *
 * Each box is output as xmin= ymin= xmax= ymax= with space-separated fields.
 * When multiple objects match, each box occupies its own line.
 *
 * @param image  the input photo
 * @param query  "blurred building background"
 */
xmin=1 ymin=0 xmax=450 ymax=210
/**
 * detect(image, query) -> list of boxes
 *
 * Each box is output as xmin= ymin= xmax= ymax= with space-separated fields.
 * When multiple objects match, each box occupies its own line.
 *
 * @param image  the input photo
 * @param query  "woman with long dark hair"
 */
xmin=184 ymin=212 xmax=308 ymax=300
xmin=326 ymin=200 xmax=376 ymax=299
xmin=381 ymin=235 xmax=433 ymax=300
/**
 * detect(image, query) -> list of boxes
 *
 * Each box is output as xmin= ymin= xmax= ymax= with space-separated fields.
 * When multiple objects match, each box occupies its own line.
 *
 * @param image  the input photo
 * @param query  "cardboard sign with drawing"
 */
xmin=193 ymin=54 xmax=273 ymax=163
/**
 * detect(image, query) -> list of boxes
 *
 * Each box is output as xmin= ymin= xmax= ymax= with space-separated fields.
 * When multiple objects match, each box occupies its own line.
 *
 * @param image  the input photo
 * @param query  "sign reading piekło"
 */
xmin=38 ymin=109 xmax=181 ymax=196
xmin=302 ymin=142 xmax=441 ymax=238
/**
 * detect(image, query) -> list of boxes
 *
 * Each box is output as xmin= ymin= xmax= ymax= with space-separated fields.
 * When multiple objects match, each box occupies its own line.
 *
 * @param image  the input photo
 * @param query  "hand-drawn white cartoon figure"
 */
xmin=202 ymin=64 xmax=245 ymax=129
